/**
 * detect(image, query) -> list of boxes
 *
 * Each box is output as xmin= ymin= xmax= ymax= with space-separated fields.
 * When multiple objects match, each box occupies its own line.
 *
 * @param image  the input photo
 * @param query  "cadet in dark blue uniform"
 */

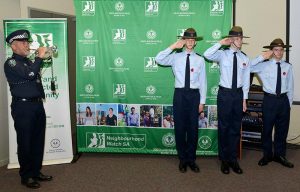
xmin=4 ymin=30 xmax=53 ymax=189
xmin=251 ymin=38 xmax=294 ymax=168
xmin=156 ymin=28 xmax=207 ymax=173
xmin=204 ymin=26 xmax=250 ymax=175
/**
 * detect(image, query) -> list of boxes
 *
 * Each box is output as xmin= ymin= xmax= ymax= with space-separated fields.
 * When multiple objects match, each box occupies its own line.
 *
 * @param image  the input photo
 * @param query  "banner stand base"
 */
xmin=71 ymin=152 xmax=82 ymax=163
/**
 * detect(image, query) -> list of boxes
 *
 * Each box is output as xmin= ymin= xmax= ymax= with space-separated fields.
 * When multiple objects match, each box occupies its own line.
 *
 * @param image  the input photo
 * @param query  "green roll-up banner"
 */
xmin=74 ymin=0 xmax=232 ymax=155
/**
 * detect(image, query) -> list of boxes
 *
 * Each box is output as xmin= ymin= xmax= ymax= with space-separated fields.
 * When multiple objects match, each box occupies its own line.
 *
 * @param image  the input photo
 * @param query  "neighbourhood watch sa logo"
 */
xmin=87 ymin=133 xmax=105 ymax=148
xmin=210 ymin=0 xmax=224 ymax=16
xmin=112 ymin=29 xmax=126 ymax=43
xmin=144 ymin=57 xmax=158 ymax=72
xmin=113 ymin=84 xmax=126 ymax=97
xmin=145 ymin=1 xmax=159 ymax=16
xmin=83 ymin=56 xmax=96 ymax=71
xmin=82 ymin=1 xmax=95 ymax=16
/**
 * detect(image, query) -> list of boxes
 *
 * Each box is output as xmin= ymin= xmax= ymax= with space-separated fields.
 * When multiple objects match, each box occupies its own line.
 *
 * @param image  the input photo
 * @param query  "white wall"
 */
xmin=0 ymin=0 xmax=21 ymax=167
xmin=236 ymin=0 xmax=300 ymax=143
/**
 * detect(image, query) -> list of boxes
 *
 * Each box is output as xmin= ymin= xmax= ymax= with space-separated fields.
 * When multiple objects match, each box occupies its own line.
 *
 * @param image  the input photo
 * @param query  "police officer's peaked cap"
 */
xmin=263 ymin=38 xmax=292 ymax=49
xmin=6 ymin=29 xmax=31 ymax=44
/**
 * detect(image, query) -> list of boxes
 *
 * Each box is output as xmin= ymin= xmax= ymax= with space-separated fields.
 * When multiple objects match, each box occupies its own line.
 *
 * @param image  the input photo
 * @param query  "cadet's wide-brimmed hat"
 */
xmin=225 ymin=26 xmax=250 ymax=38
xmin=6 ymin=29 xmax=31 ymax=44
xmin=263 ymin=38 xmax=292 ymax=49
xmin=177 ymin=28 xmax=203 ymax=41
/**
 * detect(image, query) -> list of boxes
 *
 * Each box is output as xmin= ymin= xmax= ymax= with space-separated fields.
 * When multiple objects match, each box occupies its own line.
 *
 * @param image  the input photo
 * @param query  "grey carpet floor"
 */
xmin=0 ymin=148 xmax=299 ymax=192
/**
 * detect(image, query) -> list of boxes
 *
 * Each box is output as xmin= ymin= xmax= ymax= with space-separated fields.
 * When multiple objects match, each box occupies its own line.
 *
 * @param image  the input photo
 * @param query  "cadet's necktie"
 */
xmin=185 ymin=54 xmax=190 ymax=89
xmin=232 ymin=52 xmax=237 ymax=90
xmin=276 ymin=62 xmax=281 ymax=95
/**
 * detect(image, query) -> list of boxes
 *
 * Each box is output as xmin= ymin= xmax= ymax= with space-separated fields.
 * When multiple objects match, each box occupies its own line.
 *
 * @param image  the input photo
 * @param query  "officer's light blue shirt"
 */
xmin=203 ymin=43 xmax=250 ymax=99
xmin=250 ymin=55 xmax=294 ymax=106
xmin=155 ymin=47 xmax=207 ymax=104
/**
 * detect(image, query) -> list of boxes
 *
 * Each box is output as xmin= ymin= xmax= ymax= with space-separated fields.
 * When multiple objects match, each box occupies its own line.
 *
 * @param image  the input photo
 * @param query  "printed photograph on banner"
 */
xmin=208 ymin=105 xmax=218 ymax=128
xmin=162 ymin=105 xmax=174 ymax=128
xmin=140 ymin=105 xmax=162 ymax=127
xmin=82 ymin=1 xmax=96 ymax=16
xmin=76 ymin=103 xmax=97 ymax=126
xmin=118 ymin=104 xmax=140 ymax=127
xmin=96 ymin=104 xmax=118 ymax=126
xmin=198 ymin=106 xmax=209 ymax=128
xmin=145 ymin=1 xmax=159 ymax=16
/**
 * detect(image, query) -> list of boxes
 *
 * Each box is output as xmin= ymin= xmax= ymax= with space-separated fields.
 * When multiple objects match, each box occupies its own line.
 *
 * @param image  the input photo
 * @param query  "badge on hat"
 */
xmin=6 ymin=29 xmax=31 ymax=44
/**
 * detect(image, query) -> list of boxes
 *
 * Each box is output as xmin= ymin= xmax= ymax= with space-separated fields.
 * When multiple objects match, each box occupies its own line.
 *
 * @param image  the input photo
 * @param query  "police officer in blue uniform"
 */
xmin=251 ymin=38 xmax=294 ymax=168
xmin=155 ymin=28 xmax=207 ymax=173
xmin=204 ymin=26 xmax=250 ymax=175
xmin=4 ymin=29 xmax=53 ymax=189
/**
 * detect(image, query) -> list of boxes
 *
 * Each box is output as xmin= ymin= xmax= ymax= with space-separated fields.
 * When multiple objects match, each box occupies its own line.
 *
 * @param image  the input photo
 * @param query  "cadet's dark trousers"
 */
xmin=262 ymin=93 xmax=290 ymax=158
xmin=173 ymin=88 xmax=200 ymax=163
xmin=217 ymin=86 xmax=243 ymax=162
xmin=11 ymin=100 xmax=46 ymax=181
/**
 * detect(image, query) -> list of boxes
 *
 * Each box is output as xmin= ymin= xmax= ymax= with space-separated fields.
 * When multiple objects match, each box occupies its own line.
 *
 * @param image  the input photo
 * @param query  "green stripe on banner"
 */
xmin=74 ymin=0 xmax=232 ymax=155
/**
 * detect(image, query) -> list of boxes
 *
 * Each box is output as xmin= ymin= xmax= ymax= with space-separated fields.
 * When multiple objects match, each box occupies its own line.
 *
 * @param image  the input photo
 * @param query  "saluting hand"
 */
xmin=262 ymin=50 xmax=273 ymax=60
xmin=170 ymin=39 xmax=186 ymax=50
xmin=36 ymin=47 xmax=48 ymax=59
xmin=219 ymin=38 xmax=232 ymax=46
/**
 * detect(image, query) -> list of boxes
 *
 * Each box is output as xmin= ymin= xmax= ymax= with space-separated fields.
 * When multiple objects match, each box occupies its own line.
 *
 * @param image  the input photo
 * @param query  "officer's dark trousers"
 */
xmin=217 ymin=87 xmax=243 ymax=162
xmin=262 ymin=94 xmax=290 ymax=158
xmin=173 ymin=88 xmax=200 ymax=163
xmin=11 ymin=100 xmax=46 ymax=181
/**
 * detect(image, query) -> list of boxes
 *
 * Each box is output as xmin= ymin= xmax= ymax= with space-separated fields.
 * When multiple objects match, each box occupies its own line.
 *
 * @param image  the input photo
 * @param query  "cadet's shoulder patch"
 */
xmin=8 ymin=58 xmax=16 ymax=67
xmin=196 ymin=53 xmax=202 ymax=57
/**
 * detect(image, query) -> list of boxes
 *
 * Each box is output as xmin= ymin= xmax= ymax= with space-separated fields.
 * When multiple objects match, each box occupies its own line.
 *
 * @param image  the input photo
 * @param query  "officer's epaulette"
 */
xmin=286 ymin=61 xmax=292 ymax=65
xmin=175 ymin=48 xmax=183 ymax=53
xmin=196 ymin=53 xmax=202 ymax=57
xmin=221 ymin=47 xmax=230 ymax=50
xmin=240 ymin=51 xmax=247 ymax=56
xmin=263 ymin=59 xmax=269 ymax=62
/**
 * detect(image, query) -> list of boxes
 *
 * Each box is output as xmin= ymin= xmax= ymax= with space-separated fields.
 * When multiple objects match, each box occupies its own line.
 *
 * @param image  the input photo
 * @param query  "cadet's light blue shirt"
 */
xmin=250 ymin=55 xmax=294 ymax=106
xmin=203 ymin=43 xmax=250 ymax=99
xmin=155 ymin=47 xmax=207 ymax=104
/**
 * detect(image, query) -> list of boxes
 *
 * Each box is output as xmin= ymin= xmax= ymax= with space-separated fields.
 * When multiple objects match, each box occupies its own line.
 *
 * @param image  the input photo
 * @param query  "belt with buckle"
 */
xmin=264 ymin=92 xmax=287 ymax=98
xmin=13 ymin=97 xmax=43 ymax=102
xmin=219 ymin=86 xmax=242 ymax=92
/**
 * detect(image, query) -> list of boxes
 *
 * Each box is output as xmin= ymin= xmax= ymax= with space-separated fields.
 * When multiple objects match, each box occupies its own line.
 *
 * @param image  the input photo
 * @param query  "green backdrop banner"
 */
xmin=74 ymin=0 xmax=232 ymax=155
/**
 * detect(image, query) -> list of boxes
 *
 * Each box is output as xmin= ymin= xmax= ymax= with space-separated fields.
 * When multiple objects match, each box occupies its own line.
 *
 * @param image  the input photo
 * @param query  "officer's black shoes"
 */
xmin=221 ymin=161 xmax=230 ymax=174
xmin=229 ymin=161 xmax=243 ymax=174
xmin=179 ymin=161 xmax=187 ymax=173
xmin=273 ymin=156 xmax=294 ymax=168
xmin=258 ymin=156 xmax=273 ymax=166
xmin=34 ymin=173 xmax=53 ymax=181
xmin=21 ymin=178 xmax=40 ymax=189
xmin=188 ymin=162 xmax=200 ymax=173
